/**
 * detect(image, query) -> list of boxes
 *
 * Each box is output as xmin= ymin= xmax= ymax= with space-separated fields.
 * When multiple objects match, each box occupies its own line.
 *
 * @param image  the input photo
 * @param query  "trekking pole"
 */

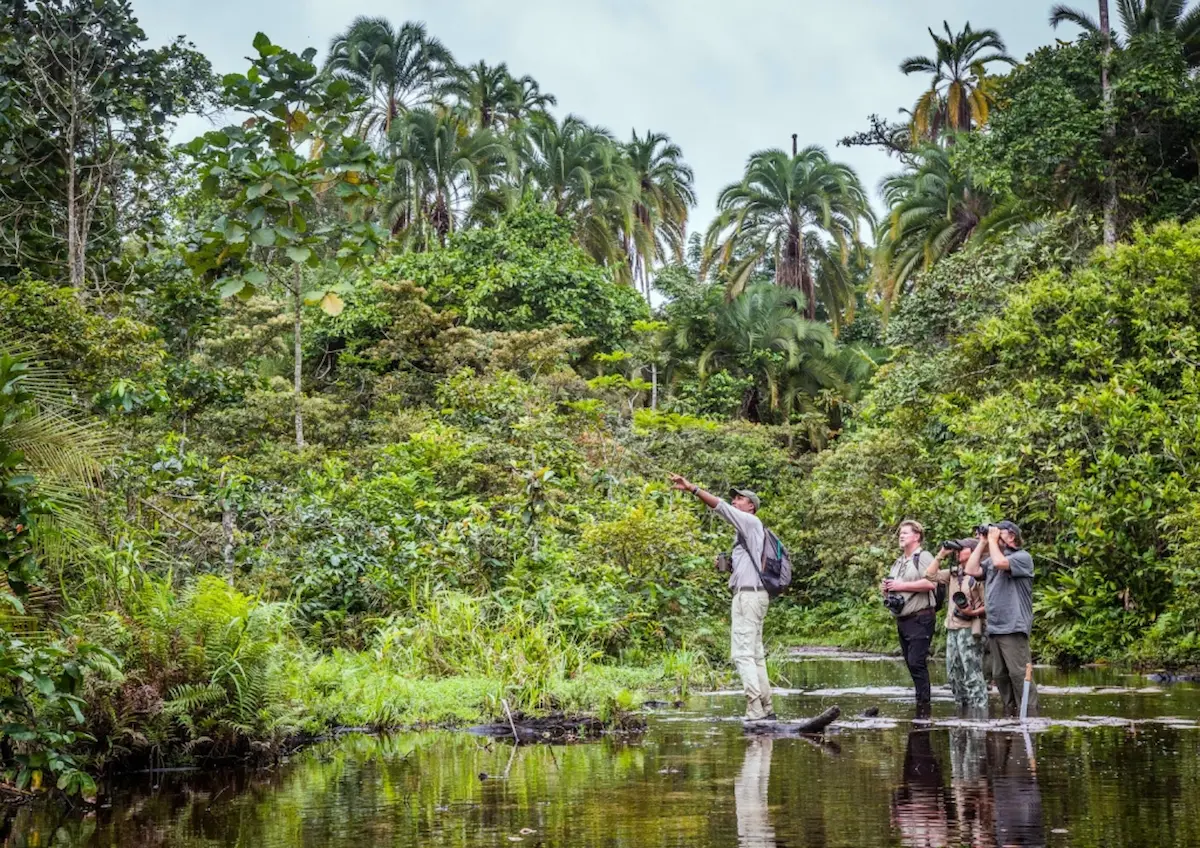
xmin=1019 ymin=662 xmax=1033 ymax=722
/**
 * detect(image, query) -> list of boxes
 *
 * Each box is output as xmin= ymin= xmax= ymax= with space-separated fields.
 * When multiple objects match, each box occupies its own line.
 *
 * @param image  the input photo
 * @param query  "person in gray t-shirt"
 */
xmin=966 ymin=520 xmax=1038 ymax=717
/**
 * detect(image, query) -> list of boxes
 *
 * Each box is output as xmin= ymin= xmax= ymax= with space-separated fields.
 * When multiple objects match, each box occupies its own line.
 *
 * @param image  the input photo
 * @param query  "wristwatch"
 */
xmin=691 ymin=484 xmax=699 ymax=495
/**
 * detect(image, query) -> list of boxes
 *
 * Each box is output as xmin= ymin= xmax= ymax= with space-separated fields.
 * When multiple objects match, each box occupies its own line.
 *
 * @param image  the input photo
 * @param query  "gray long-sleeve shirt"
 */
xmin=711 ymin=499 xmax=765 ymax=591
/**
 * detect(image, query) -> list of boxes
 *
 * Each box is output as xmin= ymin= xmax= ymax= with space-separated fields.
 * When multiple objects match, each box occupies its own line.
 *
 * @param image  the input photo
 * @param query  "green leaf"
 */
xmin=246 ymin=182 xmax=273 ymax=200
xmin=217 ymin=277 xmax=246 ymax=299
xmin=244 ymin=269 xmax=268 ymax=287
xmin=285 ymin=246 xmax=312 ymax=264
xmin=302 ymin=290 xmax=326 ymax=305
xmin=223 ymin=222 xmax=246 ymax=244
xmin=250 ymin=227 xmax=276 ymax=247
xmin=252 ymin=32 xmax=278 ymax=56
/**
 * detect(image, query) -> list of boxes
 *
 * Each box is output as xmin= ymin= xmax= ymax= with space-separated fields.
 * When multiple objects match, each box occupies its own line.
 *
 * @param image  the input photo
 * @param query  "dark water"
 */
xmin=7 ymin=654 xmax=1200 ymax=847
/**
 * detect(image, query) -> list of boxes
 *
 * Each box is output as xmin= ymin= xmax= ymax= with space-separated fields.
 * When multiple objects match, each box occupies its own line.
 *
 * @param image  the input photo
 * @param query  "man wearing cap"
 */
xmin=965 ymin=521 xmax=1038 ymax=717
xmin=669 ymin=473 xmax=774 ymax=722
xmin=882 ymin=520 xmax=937 ymax=713
xmin=925 ymin=539 xmax=988 ymax=712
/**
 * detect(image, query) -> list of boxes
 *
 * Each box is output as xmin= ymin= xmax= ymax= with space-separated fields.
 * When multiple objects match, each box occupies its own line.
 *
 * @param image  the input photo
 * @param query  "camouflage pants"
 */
xmin=946 ymin=628 xmax=988 ymax=709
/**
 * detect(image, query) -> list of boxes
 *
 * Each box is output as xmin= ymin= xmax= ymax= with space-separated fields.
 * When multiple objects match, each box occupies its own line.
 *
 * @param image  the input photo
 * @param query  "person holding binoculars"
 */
xmin=925 ymin=538 xmax=988 ymax=713
xmin=965 ymin=520 xmax=1038 ymax=717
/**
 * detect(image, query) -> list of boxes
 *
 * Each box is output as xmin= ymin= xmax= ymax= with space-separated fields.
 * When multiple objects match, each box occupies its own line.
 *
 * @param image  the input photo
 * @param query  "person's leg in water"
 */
xmin=752 ymin=594 xmax=772 ymax=718
xmin=946 ymin=627 xmax=968 ymax=710
xmin=993 ymin=633 xmax=1037 ymax=717
xmin=961 ymin=633 xmax=989 ymax=714
xmin=898 ymin=611 xmax=934 ymax=713
xmin=731 ymin=592 xmax=770 ymax=720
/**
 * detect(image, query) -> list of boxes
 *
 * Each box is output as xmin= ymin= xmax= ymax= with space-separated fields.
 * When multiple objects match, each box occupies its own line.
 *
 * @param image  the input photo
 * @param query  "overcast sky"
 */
xmin=134 ymin=0 xmax=1061 ymax=227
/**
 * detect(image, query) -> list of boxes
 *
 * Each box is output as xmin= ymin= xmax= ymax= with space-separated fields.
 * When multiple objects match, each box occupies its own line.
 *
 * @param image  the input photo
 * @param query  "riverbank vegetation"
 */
xmin=5 ymin=0 xmax=1200 ymax=796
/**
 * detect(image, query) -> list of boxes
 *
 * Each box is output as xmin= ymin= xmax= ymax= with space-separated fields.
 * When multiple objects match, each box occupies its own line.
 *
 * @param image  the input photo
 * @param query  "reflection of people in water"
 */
xmin=892 ymin=730 xmax=951 ymax=846
xmin=988 ymin=732 xmax=1045 ymax=847
xmin=950 ymin=727 xmax=996 ymax=848
xmin=734 ymin=737 xmax=776 ymax=847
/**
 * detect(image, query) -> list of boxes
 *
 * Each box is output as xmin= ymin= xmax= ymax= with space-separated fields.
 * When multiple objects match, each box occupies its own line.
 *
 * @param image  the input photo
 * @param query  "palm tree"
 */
xmin=622 ymin=130 xmax=696 ymax=298
xmin=697 ymin=284 xmax=840 ymax=422
xmin=1050 ymin=0 xmax=1200 ymax=63
xmin=901 ymin=21 xmax=1016 ymax=140
xmin=704 ymin=146 xmax=872 ymax=320
xmin=383 ymin=109 xmax=512 ymax=249
xmin=445 ymin=60 xmax=514 ymax=129
xmin=324 ymin=18 xmax=455 ymax=143
xmin=517 ymin=114 xmax=635 ymax=277
xmin=873 ymin=145 xmax=1025 ymax=314
xmin=504 ymin=75 xmax=556 ymax=124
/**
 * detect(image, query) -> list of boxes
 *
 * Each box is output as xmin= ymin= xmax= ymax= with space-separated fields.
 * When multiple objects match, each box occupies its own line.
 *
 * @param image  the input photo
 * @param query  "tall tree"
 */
xmin=623 ymin=130 xmax=695 ymax=298
xmin=0 ymin=0 xmax=212 ymax=288
xmin=323 ymin=18 xmax=453 ymax=143
xmin=873 ymin=145 xmax=1021 ymax=314
xmin=703 ymin=146 xmax=872 ymax=321
xmin=1051 ymin=0 xmax=1200 ymax=64
xmin=384 ymin=109 xmax=512 ymax=249
xmin=518 ymin=114 xmax=635 ymax=278
xmin=901 ymin=21 xmax=1016 ymax=140
xmin=186 ymin=34 xmax=389 ymax=448
xmin=444 ymin=60 xmax=514 ymax=129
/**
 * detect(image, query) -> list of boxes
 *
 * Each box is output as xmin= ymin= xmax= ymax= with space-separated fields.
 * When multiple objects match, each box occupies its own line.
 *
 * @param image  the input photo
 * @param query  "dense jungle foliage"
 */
xmin=4 ymin=0 xmax=1200 ymax=797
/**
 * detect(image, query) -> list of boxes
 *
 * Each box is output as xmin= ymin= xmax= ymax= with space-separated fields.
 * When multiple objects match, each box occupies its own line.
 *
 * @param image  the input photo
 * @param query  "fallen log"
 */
xmin=742 ymin=705 xmax=841 ymax=735
xmin=467 ymin=710 xmax=646 ymax=743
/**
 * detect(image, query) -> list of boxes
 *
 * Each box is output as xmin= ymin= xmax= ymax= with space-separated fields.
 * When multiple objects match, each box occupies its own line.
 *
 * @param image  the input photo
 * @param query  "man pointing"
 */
xmin=670 ymin=473 xmax=774 ymax=722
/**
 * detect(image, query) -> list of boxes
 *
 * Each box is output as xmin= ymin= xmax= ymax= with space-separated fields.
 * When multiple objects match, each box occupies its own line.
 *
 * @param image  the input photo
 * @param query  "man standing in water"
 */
xmin=882 ymin=520 xmax=937 ymax=715
xmin=669 ymin=473 xmax=774 ymax=722
xmin=966 ymin=521 xmax=1038 ymax=717
xmin=925 ymin=539 xmax=988 ymax=713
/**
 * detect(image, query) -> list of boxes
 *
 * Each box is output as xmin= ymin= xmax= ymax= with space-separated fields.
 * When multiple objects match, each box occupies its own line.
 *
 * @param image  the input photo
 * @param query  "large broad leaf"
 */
xmin=250 ymin=227 xmax=276 ymax=247
xmin=223 ymin=222 xmax=246 ymax=244
xmin=302 ymin=289 xmax=326 ymax=305
xmin=246 ymin=182 xmax=272 ymax=200
xmin=243 ymin=269 xmax=268 ymax=287
xmin=252 ymin=32 xmax=279 ymax=56
xmin=319 ymin=292 xmax=345 ymax=317
xmin=285 ymin=246 xmax=312 ymax=264
xmin=217 ymin=277 xmax=246 ymax=299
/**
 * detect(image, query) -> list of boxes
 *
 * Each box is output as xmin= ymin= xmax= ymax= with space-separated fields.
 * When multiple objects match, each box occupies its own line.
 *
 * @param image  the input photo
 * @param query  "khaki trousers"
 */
xmin=989 ymin=632 xmax=1038 ymax=717
xmin=731 ymin=590 xmax=772 ymax=719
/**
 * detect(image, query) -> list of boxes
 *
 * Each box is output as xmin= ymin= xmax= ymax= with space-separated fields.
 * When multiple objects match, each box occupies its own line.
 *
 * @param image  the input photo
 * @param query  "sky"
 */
xmin=134 ymin=0 xmax=1062 ymax=228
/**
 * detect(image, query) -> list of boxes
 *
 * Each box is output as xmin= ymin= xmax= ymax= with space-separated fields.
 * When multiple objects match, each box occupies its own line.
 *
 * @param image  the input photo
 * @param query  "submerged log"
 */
xmin=742 ymin=705 xmax=841 ymax=735
xmin=467 ymin=710 xmax=646 ymax=743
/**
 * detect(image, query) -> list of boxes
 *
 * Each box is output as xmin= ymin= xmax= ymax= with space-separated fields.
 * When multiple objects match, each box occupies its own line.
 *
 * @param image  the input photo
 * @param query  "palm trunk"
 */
xmin=293 ymin=263 xmax=305 ymax=448
xmin=651 ymin=362 xmax=658 ymax=411
xmin=1100 ymin=0 xmax=1117 ymax=246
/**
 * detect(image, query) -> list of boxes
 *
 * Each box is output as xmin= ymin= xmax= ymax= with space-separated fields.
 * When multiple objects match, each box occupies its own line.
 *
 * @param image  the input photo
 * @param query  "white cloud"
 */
xmin=135 ymin=0 xmax=1056 ymax=230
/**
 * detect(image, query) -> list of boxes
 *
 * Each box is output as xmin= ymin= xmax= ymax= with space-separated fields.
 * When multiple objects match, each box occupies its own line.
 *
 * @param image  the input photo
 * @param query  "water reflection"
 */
xmin=891 ymin=726 xmax=1046 ymax=847
xmin=735 ymin=738 xmax=775 ymax=847
xmin=7 ymin=659 xmax=1200 ymax=847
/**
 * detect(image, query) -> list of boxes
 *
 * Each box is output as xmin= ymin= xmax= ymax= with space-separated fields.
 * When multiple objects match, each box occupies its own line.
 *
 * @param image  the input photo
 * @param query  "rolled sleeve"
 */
xmin=1007 ymin=550 xmax=1034 ymax=578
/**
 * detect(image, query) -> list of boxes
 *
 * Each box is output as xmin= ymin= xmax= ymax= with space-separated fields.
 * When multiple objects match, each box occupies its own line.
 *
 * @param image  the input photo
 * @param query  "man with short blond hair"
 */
xmin=883 ymin=520 xmax=937 ymax=713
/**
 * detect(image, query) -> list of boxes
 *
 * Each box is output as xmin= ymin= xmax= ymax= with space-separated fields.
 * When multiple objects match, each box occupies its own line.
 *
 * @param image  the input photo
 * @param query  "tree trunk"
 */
xmin=222 ymin=501 xmax=236 ymax=583
xmin=293 ymin=264 xmax=305 ymax=448
xmin=651 ymin=362 xmax=658 ymax=410
xmin=1100 ymin=0 xmax=1117 ymax=246
xmin=66 ymin=135 xmax=84 ymax=288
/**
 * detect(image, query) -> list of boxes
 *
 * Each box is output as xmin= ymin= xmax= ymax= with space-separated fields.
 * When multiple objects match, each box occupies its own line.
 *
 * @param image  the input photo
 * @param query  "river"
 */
xmin=7 ymin=651 xmax=1200 ymax=847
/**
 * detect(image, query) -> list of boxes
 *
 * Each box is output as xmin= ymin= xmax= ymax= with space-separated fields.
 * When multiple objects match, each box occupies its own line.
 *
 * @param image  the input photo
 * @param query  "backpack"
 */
xmin=736 ymin=526 xmax=793 ymax=598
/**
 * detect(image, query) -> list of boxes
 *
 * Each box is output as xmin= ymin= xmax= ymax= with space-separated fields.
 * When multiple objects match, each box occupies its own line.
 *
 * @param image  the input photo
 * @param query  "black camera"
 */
xmin=884 ymin=592 xmax=907 ymax=615
xmin=715 ymin=551 xmax=733 ymax=573
xmin=951 ymin=590 xmax=973 ymax=620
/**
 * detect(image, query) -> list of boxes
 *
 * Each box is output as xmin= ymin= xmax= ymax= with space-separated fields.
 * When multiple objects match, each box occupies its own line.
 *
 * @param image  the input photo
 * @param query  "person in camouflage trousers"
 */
xmin=926 ymin=539 xmax=988 ymax=712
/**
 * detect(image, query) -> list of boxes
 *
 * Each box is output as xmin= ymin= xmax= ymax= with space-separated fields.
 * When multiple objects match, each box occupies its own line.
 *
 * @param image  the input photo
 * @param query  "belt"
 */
xmin=734 ymin=586 xmax=767 ymax=593
xmin=898 ymin=608 xmax=935 ymax=621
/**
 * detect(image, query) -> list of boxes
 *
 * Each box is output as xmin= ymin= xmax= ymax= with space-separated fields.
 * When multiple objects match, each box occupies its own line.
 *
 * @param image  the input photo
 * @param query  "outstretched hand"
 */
xmin=668 ymin=473 xmax=693 ymax=492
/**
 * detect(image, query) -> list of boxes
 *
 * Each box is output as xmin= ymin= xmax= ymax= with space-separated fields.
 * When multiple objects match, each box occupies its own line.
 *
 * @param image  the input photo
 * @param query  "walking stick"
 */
xmin=1019 ymin=662 xmax=1033 ymax=722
